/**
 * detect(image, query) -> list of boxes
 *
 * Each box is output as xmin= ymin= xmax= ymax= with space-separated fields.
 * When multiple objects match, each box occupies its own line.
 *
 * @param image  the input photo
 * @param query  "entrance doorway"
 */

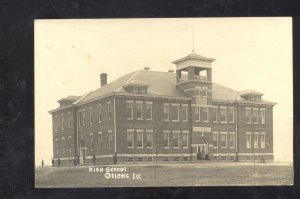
xmin=196 ymin=144 xmax=208 ymax=160
xmin=79 ymin=139 xmax=86 ymax=164
xmin=79 ymin=148 xmax=86 ymax=164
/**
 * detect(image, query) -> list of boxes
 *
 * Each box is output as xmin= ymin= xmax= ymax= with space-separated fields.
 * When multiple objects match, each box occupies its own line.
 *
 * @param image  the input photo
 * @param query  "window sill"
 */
xmin=163 ymin=119 xmax=170 ymax=122
xmin=172 ymin=147 xmax=180 ymax=149
xmin=230 ymin=147 xmax=235 ymax=149
xmin=98 ymin=121 xmax=102 ymax=123
xmin=172 ymin=120 xmax=179 ymax=122
xmin=182 ymin=147 xmax=189 ymax=149
xmin=164 ymin=147 xmax=170 ymax=149
xmin=137 ymin=147 xmax=144 ymax=149
xmin=147 ymin=147 xmax=153 ymax=149
xmin=137 ymin=118 xmax=143 ymax=120
xmin=146 ymin=119 xmax=152 ymax=121
xmin=213 ymin=147 xmax=218 ymax=149
xmin=127 ymin=147 xmax=134 ymax=149
xmin=126 ymin=118 xmax=133 ymax=120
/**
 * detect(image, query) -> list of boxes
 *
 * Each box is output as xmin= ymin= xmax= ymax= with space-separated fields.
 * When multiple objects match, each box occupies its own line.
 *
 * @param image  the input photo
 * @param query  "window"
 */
xmin=253 ymin=133 xmax=259 ymax=148
xmin=62 ymin=138 xmax=66 ymax=153
xmin=68 ymin=113 xmax=71 ymax=128
xmin=107 ymin=103 xmax=112 ymax=120
xmin=195 ymin=87 xmax=201 ymax=96
xmin=181 ymin=105 xmax=188 ymax=121
xmin=172 ymin=131 xmax=180 ymax=148
xmin=140 ymin=87 xmax=146 ymax=93
xmin=126 ymin=101 xmax=133 ymax=120
xmin=147 ymin=157 xmax=153 ymax=161
xmin=201 ymin=107 xmax=209 ymax=122
xmin=245 ymin=107 xmax=251 ymax=123
xmin=163 ymin=103 xmax=169 ymax=121
xmin=98 ymin=132 xmax=103 ymax=149
xmin=68 ymin=137 xmax=72 ymax=153
xmin=82 ymin=111 xmax=86 ymax=125
xmin=220 ymin=132 xmax=227 ymax=148
xmin=146 ymin=102 xmax=152 ymax=120
xmin=213 ymin=132 xmax=218 ymax=148
xmin=61 ymin=116 xmax=64 ymax=130
xmin=229 ymin=133 xmax=235 ymax=148
xmin=132 ymin=86 xmax=138 ymax=92
xmin=228 ymin=107 xmax=234 ymax=123
xmin=200 ymin=87 xmax=207 ymax=97
xmin=183 ymin=157 xmax=188 ymax=161
xmin=55 ymin=116 xmax=58 ymax=131
xmin=195 ymin=107 xmax=200 ymax=121
xmin=127 ymin=130 xmax=134 ymax=148
xmin=171 ymin=104 xmax=179 ymax=121
xmin=220 ymin=106 xmax=227 ymax=123
xmin=260 ymin=133 xmax=266 ymax=148
xmin=146 ymin=130 xmax=153 ymax=148
xmin=259 ymin=108 xmax=265 ymax=124
xmin=212 ymin=107 xmax=218 ymax=122
xmin=253 ymin=108 xmax=258 ymax=123
xmin=55 ymin=140 xmax=58 ymax=155
xmin=89 ymin=109 xmax=93 ymax=125
xmin=108 ymin=131 xmax=112 ymax=149
xmin=90 ymin=134 xmax=94 ymax=151
xmin=163 ymin=131 xmax=170 ymax=148
xmin=136 ymin=102 xmax=143 ymax=120
xmin=182 ymin=131 xmax=188 ymax=148
xmin=137 ymin=130 xmax=143 ymax=148
xmin=246 ymin=132 xmax=252 ymax=148
xmin=78 ymin=112 xmax=81 ymax=126
xmin=98 ymin=106 xmax=102 ymax=123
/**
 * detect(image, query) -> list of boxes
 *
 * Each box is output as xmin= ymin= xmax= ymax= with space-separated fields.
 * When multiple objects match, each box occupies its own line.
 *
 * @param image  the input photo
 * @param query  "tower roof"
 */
xmin=239 ymin=89 xmax=264 ymax=96
xmin=172 ymin=53 xmax=215 ymax=64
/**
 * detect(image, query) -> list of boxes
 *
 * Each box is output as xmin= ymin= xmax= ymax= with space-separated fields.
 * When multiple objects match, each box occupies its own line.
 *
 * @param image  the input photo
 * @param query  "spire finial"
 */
xmin=192 ymin=25 xmax=195 ymax=53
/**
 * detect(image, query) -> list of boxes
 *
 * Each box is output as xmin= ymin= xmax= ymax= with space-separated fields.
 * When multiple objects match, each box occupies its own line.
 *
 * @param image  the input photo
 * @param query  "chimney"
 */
xmin=168 ymin=69 xmax=174 ymax=73
xmin=100 ymin=73 xmax=107 ymax=87
xmin=143 ymin=67 xmax=150 ymax=70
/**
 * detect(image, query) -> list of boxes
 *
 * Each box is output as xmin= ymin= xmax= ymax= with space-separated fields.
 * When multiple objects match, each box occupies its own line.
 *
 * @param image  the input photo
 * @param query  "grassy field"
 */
xmin=35 ymin=162 xmax=293 ymax=187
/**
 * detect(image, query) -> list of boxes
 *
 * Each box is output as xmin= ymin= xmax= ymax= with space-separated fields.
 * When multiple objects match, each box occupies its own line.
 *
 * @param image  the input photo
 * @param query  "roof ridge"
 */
xmin=126 ymin=70 xmax=140 ymax=83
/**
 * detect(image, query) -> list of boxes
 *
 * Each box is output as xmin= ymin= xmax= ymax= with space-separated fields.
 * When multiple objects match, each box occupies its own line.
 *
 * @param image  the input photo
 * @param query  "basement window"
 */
xmin=128 ymin=157 xmax=133 ymax=162
xmin=137 ymin=157 xmax=143 ymax=162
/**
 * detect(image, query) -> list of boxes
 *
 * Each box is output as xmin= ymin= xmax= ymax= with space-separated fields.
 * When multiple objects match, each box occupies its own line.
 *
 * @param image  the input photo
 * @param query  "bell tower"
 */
xmin=173 ymin=53 xmax=215 ymax=105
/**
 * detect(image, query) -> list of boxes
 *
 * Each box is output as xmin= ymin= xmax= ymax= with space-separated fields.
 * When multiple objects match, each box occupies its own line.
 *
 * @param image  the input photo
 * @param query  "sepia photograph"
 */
xmin=34 ymin=18 xmax=293 ymax=187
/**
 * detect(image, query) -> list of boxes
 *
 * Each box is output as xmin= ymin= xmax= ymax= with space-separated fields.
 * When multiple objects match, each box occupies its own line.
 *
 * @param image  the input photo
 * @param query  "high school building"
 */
xmin=49 ymin=53 xmax=276 ymax=166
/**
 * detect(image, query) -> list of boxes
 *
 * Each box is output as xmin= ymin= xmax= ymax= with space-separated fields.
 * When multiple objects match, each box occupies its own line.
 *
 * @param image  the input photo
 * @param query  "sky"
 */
xmin=34 ymin=18 xmax=293 ymax=166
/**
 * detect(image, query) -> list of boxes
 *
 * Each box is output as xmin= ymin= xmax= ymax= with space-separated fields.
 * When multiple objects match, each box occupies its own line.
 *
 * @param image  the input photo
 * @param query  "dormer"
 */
xmin=123 ymin=80 xmax=149 ymax=94
xmin=173 ymin=53 xmax=215 ymax=84
xmin=239 ymin=89 xmax=263 ymax=101
xmin=58 ymin=96 xmax=81 ymax=107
